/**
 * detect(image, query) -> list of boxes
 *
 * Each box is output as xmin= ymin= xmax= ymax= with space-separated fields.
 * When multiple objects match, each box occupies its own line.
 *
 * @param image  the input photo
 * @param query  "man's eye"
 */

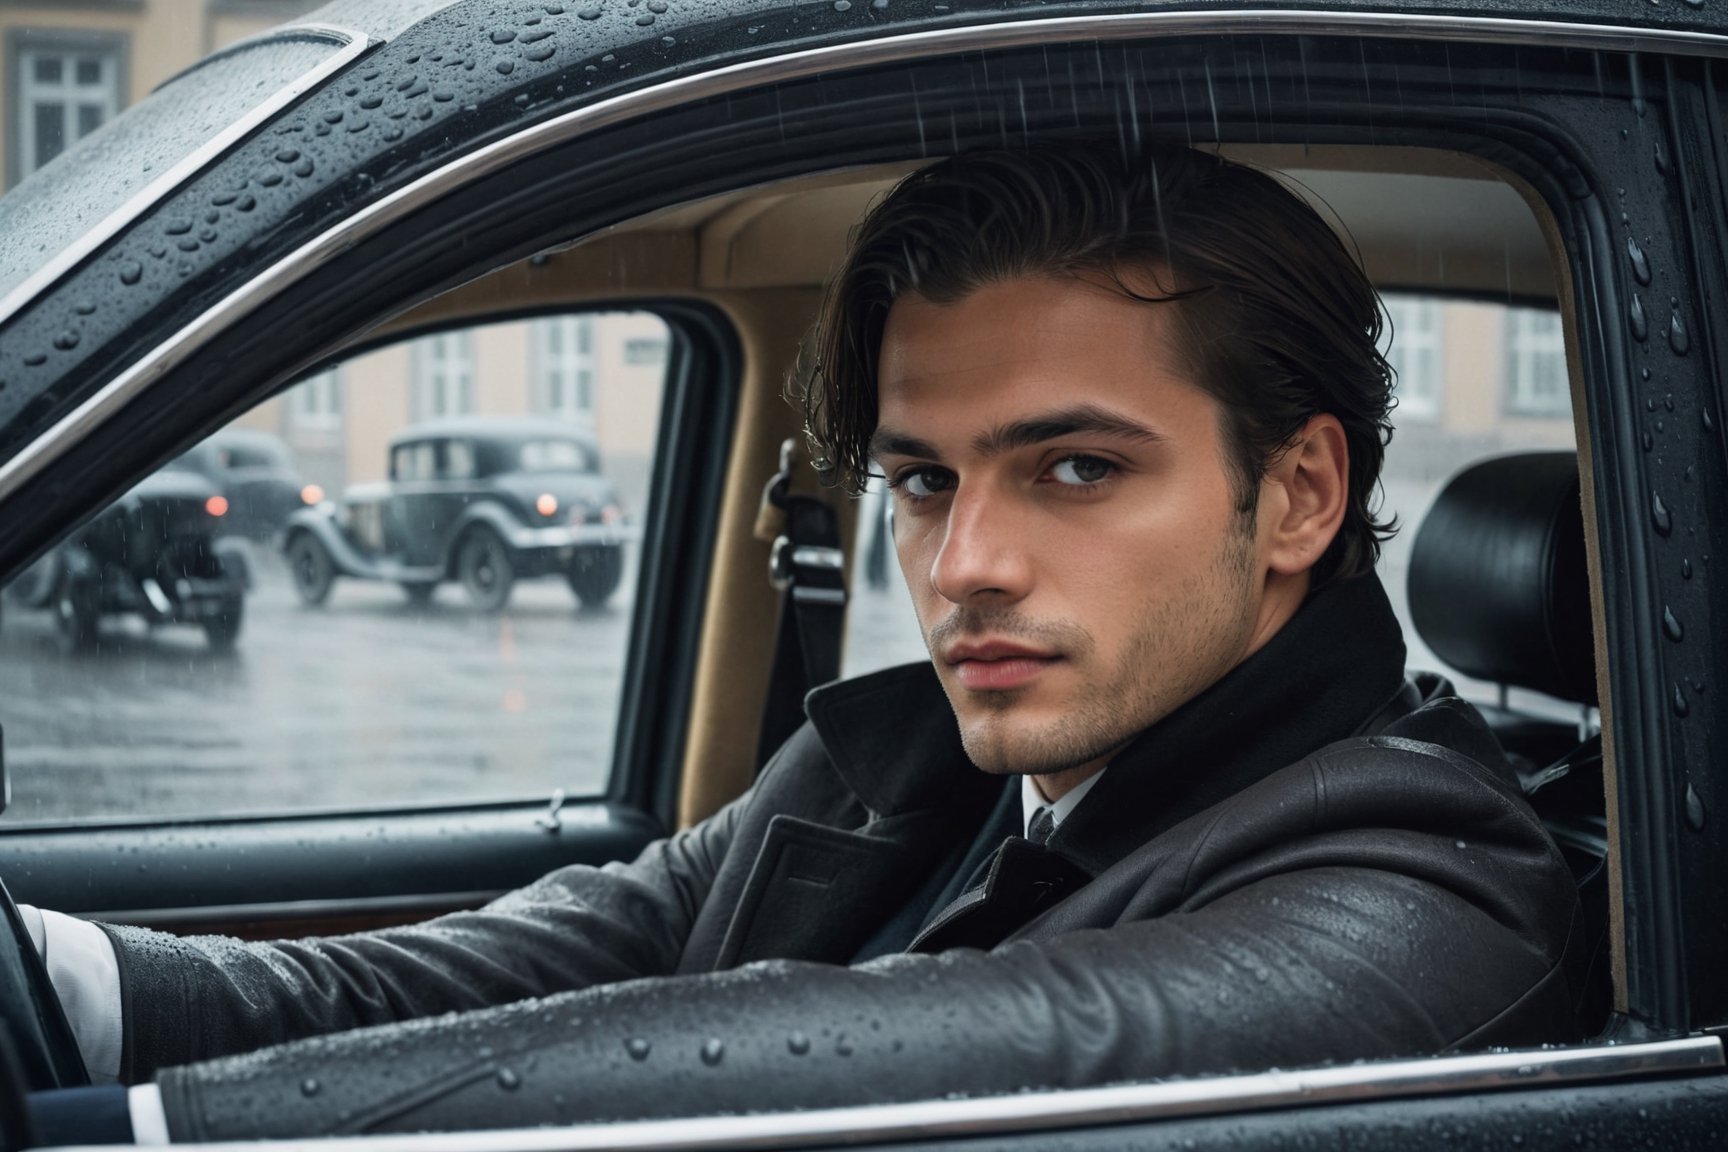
xmin=891 ymin=468 xmax=954 ymax=499
xmin=1048 ymin=455 xmax=1115 ymax=486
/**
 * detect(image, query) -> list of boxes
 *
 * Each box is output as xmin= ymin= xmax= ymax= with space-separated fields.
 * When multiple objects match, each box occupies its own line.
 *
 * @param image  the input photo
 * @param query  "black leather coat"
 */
xmin=106 ymin=574 xmax=1583 ymax=1139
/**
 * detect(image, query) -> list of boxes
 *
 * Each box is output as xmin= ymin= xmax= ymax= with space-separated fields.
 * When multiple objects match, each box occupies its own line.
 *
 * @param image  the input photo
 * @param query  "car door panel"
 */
xmin=0 ymin=802 xmax=660 ymax=939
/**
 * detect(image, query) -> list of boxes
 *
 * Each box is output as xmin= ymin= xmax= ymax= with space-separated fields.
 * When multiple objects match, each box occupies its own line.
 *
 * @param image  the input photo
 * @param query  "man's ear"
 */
xmin=1261 ymin=413 xmax=1349 ymax=577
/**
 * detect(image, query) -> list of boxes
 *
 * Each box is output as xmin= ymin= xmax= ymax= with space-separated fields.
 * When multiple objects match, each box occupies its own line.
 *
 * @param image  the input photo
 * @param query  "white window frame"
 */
xmin=1382 ymin=295 xmax=1443 ymax=422
xmin=12 ymin=34 xmax=123 ymax=179
xmin=288 ymin=368 xmax=342 ymax=432
xmin=412 ymin=332 xmax=475 ymax=420
xmin=534 ymin=316 xmax=597 ymax=428
xmin=1505 ymin=308 xmax=1572 ymax=419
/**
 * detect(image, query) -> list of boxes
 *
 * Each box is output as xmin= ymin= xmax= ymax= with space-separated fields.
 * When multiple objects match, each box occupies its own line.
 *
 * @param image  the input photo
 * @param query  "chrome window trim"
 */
xmin=176 ymin=1037 xmax=1724 ymax=1152
xmin=0 ymin=24 xmax=376 ymax=333
xmin=4 ymin=8 xmax=1728 ymax=504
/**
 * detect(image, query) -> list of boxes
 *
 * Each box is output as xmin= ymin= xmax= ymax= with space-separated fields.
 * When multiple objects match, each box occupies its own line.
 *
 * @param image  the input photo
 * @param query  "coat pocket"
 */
xmin=713 ymin=815 xmax=919 ymax=967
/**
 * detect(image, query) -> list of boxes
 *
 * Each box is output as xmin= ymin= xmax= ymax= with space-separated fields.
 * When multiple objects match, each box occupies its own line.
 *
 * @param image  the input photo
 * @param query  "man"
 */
xmin=13 ymin=140 xmax=1581 ymax=1143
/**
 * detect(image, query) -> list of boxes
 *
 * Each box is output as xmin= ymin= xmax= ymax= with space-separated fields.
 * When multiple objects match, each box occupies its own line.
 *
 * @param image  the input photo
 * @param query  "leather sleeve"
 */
xmin=153 ymin=858 xmax=1569 ymax=1139
xmin=105 ymin=794 xmax=747 ymax=1082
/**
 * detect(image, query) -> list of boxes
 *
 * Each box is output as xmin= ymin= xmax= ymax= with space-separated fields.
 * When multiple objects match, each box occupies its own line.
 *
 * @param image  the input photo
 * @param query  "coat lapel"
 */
xmin=908 ymin=837 xmax=1093 ymax=953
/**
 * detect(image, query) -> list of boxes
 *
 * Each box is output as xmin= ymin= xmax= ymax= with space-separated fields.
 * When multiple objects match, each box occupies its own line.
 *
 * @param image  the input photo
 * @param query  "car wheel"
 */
xmin=287 ymin=532 xmax=335 ymax=607
xmin=567 ymin=545 xmax=624 ymax=608
xmin=203 ymin=596 xmax=244 ymax=652
xmin=54 ymin=576 xmax=101 ymax=650
xmin=400 ymin=581 xmax=438 ymax=605
xmin=457 ymin=527 xmax=515 ymax=611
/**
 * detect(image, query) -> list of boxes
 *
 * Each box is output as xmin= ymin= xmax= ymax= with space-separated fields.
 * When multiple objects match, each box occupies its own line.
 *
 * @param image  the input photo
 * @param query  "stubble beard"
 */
xmin=929 ymin=516 xmax=1261 ymax=777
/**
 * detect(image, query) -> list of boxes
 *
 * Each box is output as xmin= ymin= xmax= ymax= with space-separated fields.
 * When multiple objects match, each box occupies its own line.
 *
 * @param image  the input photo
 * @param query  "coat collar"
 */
xmin=804 ymin=573 xmax=1409 ymax=874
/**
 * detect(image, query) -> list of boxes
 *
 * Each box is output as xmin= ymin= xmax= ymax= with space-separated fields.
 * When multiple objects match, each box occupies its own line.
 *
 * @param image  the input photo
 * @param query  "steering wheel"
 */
xmin=0 ymin=876 xmax=89 ymax=1090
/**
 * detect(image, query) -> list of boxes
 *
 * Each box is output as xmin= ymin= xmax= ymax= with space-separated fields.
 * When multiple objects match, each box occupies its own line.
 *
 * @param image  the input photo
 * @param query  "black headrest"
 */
xmin=1407 ymin=451 xmax=1597 ymax=705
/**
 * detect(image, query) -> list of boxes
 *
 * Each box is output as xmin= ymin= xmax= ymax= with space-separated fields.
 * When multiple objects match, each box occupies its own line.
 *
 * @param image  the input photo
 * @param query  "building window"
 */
xmin=534 ymin=317 xmax=595 ymax=425
xmin=288 ymin=368 xmax=342 ymax=431
xmin=1382 ymin=296 xmax=1443 ymax=422
xmin=14 ymin=39 xmax=122 ymax=177
xmin=623 ymin=336 xmax=668 ymax=365
xmin=412 ymin=332 xmax=474 ymax=420
xmin=1505 ymin=308 xmax=1572 ymax=419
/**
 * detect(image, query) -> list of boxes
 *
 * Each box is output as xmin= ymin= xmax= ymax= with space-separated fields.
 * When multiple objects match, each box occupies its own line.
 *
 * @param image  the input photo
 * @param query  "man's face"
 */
xmin=872 ymin=274 xmax=1288 ymax=782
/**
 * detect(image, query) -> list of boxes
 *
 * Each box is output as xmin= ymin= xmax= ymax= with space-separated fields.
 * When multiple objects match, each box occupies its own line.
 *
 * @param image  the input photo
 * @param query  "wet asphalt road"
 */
xmin=0 ymin=543 xmax=640 ymax=824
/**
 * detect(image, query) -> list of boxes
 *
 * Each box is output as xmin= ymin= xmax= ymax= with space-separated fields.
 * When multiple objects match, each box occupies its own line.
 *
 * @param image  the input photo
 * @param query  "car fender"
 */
xmin=282 ymin=507 xmax=387 ymax=581
xmin=5 ymin=550 xmax=63 ymax=607
xmin=446 ymin=502 xmax=532 ymax=566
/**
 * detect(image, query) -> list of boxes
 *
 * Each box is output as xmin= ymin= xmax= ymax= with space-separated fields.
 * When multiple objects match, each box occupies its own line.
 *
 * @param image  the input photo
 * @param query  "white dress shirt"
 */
xmin=19 ymin=905 xmax=165 ymax=1143
xmin=1020 ymin=767 xmax=1106 ymax=838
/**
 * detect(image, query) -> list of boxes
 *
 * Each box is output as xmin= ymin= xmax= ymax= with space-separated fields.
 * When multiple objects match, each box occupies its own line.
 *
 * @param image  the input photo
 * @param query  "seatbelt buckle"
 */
xmin=769 ymin=535 xmax=847 ymax=601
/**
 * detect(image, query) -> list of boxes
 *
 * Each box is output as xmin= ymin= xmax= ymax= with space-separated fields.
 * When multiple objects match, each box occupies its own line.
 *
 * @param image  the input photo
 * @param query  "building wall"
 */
xmin=1 ymin=0 xmax=316 ymax=188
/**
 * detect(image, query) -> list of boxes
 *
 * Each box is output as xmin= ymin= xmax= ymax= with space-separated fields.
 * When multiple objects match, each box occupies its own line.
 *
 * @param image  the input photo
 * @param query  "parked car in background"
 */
xmin=2 ymin=465 xmax=246 ymax=651
xmin=172 ymin=428 xmax=319 ymax=541
xmin=283 ymin=418 xmax=631 ymax=611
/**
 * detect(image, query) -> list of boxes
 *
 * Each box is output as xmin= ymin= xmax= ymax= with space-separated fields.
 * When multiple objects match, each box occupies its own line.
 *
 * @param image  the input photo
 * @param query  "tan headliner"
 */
xmin=568 ymin=144 xmax=1558 ymax=301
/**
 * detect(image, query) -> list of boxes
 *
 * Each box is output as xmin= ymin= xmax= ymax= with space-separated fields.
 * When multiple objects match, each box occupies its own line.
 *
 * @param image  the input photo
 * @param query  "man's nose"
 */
xmin=928 ymin=484 xmax=1032 ymax=604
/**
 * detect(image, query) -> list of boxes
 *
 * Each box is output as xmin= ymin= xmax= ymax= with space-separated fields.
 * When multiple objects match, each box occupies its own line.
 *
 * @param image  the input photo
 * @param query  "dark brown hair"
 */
xmin=793 ymin=140 xmax=1397 ymax=586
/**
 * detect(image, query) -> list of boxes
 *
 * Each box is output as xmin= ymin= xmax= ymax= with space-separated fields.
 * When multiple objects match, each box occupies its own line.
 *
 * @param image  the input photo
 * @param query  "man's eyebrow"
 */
xmin=869 ymin=428 xmax=943 ymax=461
xmin=972 ymin=404 xmax=1167 ymax=457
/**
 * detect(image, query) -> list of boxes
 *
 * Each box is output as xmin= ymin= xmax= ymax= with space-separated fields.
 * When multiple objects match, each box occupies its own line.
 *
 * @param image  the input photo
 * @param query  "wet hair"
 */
xmin=792 ymin=140 xmax=1397 ymax=586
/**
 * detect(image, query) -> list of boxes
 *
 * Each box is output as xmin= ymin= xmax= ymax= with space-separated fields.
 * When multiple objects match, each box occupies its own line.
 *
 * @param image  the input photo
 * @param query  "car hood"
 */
xmin=128 ymin=468 xmax=219 ymax=500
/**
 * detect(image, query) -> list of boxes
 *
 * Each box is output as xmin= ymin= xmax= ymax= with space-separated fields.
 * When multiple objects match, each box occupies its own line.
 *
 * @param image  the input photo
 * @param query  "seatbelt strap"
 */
xmin=755 ymin=438 xmax=847 ymax=769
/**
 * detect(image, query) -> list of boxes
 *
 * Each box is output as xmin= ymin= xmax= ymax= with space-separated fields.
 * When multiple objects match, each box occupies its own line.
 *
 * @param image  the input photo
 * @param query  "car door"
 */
xmin=387 ymin=437 xmax=446 ymax=569
xmin=1 ymin=0 xmax=1726 ymax=1147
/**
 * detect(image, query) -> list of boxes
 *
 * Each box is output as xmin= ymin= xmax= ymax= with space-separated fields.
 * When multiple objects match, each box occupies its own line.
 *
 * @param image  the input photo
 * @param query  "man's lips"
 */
xmin=945 ymin=641 xmax=1061 ymax=691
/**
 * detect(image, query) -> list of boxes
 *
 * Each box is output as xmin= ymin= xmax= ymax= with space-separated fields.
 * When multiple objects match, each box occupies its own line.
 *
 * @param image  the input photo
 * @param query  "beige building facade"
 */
xmin=240 ymin=313 xmax=672 ymax=514
xmin=2 ymin=0 xmax=321 ymax=187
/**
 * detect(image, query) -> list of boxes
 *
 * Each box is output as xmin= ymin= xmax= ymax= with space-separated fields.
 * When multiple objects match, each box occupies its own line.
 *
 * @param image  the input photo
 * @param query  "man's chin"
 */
xmin=955 ymin=709 xmax=1088 ymax=776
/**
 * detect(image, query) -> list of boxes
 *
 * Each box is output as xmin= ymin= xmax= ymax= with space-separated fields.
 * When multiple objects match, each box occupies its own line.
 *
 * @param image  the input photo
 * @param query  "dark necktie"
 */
xmin=1026 ymin=805 xmax=1057 ymax=847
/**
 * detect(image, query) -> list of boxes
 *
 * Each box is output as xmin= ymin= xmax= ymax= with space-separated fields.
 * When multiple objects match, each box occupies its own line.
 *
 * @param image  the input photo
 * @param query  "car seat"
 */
xmin=1407 ymin=450 xmax=1611 ymax=1037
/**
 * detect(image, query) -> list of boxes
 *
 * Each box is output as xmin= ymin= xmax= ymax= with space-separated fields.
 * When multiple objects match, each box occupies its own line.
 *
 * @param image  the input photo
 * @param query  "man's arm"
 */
xmin=106 ymin=793 xmax=746 ymax=1082
xmin=149 ymin=858 xmax=1575 ymax=1141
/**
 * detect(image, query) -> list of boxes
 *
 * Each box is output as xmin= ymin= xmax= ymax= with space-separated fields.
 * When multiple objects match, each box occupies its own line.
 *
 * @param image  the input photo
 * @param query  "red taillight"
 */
xmin=536 ymin=493 xmax=559 ymax=517
xmin=301 ymin=484 xmax=325 ymax=505
xmin=205 ymin=496 xmax=229 ymax=517
xmin=600 ymin=503 xmax=623 ymax=525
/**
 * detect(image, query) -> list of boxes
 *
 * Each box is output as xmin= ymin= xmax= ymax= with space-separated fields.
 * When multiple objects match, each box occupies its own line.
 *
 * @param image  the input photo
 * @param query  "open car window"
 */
xmin=0 ymin=311 xmax=670 ymax=824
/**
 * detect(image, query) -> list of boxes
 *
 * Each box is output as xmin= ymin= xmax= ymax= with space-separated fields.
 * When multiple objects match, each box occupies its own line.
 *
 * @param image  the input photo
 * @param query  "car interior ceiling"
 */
xmin=352 ymin=141 xmax=1614 ymax=1005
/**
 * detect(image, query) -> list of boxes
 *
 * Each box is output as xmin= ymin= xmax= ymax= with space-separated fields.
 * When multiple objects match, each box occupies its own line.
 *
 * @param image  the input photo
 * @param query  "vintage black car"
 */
xmin=282 ymin=418 xmax=629 ymax=610
xmin=1 ymin=466 xmax=246 ymax=652
xmin=172 ymin=428 xmax=316 ymax=541
xmin=1 ymin=0 xmax=1726 ymax=1148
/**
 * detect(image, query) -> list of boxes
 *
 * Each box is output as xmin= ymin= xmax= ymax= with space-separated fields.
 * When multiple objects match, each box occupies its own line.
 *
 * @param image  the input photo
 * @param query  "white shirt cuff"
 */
xmin=18 ymin=905 xmax=124 ymax=1084
xmin=129 ymin=1084 xmax=172 ymax=1145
